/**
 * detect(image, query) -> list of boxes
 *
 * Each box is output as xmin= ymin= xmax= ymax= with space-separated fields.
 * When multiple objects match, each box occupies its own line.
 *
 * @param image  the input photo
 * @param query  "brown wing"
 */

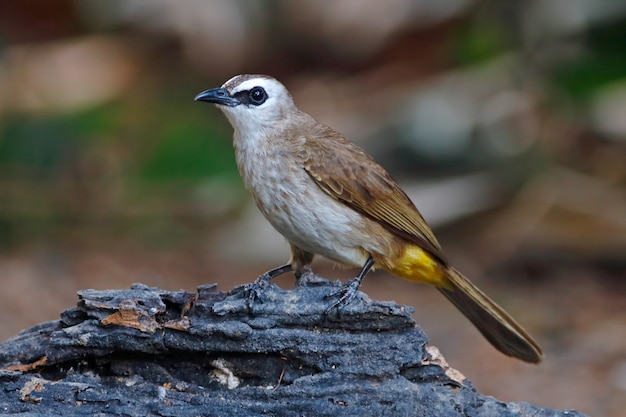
xmin=301 ymin=124 xmax=447 ymax=264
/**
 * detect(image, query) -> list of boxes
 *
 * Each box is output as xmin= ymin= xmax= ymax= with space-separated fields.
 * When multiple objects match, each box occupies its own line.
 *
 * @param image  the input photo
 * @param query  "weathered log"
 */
xmin=0 ymin=278 xmax=586 ymax=416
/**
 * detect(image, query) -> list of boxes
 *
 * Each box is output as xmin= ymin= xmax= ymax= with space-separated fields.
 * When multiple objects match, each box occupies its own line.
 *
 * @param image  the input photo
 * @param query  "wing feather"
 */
xmin=301 ymin=124 xmax=447 ymax=264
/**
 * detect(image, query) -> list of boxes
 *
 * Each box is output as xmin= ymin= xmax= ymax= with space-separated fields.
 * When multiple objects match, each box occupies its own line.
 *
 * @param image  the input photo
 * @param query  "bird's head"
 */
xmin=195 ymin=74 xmax=297 ymax=134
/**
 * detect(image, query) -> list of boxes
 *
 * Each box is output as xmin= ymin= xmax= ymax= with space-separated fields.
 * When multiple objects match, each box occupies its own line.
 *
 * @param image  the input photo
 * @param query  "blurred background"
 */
xmin=0 ymin=0 xmax=625 ymax=415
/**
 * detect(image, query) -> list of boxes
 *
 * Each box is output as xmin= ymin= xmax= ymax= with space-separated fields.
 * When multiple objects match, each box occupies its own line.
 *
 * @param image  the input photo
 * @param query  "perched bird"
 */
xmin=195 ymin=74 xmax=543 ymax=363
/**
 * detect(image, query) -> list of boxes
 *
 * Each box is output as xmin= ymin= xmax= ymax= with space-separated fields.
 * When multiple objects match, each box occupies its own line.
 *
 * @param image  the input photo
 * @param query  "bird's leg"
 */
xmin=244 ymin=263 xmax=293 ymax=304
xmin=290 ymin=244 xmax=321 ymax=286
xmin=325 ymin=257 xmax=375 ymax=312
xmin=295 ymin=266 xmax=327 ymax=286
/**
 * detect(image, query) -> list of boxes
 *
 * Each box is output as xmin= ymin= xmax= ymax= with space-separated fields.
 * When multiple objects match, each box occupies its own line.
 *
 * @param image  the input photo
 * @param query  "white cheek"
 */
xmin=223 ymin=104 xmax=282 ymax=135
xmin=224 ymin=108 xmax=252 ymax=132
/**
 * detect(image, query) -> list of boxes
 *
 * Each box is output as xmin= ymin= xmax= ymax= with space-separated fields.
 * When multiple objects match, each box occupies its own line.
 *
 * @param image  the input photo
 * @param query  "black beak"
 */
xmin=194 ymin=88 xmax=240 ymax=107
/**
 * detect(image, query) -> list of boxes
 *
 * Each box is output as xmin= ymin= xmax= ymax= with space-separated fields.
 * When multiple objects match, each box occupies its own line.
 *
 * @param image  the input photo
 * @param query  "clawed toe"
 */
xmin=243 ymin=273 xmax=271 ymax=307
xmin=324 ymin=277 xmax=361 ymax=313
xmin=242 ymin=264 xmax=293 ymax=309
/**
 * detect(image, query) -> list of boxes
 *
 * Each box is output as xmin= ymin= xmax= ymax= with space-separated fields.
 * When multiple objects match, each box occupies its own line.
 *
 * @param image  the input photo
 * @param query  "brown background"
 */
xmin=0 ymin=1 xmax=625 ymax=416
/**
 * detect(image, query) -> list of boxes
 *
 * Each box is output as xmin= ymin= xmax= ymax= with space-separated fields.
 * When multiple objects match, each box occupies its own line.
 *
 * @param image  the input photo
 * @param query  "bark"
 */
xmin=0 ymin=278 xmax=586 ymax=417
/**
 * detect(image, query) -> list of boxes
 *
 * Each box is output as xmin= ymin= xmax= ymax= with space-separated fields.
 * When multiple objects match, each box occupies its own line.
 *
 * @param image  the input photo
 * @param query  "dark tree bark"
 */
xmin=0 ymin=278 xmax=586 ymax=417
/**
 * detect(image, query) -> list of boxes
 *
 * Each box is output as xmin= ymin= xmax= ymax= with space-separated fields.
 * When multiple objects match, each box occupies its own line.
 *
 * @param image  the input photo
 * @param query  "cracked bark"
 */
xmin=0 ymin=279 xmax=586 ymax=417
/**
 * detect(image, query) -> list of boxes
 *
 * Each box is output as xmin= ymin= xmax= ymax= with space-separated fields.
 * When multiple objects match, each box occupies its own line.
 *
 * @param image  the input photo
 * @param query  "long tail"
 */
xmin=438 ymin=267 xmax=543 ymax=363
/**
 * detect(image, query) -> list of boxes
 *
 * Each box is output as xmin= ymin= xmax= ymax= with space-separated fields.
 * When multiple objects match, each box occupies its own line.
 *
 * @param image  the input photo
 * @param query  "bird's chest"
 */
xmin=236 ymin=144 xmax=313 ymax=226
xmin=234 ymin=141 xmax=359 ymax=253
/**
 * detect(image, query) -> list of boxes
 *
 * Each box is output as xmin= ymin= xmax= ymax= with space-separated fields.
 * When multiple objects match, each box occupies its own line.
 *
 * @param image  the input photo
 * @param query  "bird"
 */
xmin=195 ymin=74 xmax=543 ymax=363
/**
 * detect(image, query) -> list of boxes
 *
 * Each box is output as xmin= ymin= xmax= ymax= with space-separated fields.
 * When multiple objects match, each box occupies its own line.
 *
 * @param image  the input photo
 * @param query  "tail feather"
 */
xmin=438 ymin=268 xmax=543 ymax=363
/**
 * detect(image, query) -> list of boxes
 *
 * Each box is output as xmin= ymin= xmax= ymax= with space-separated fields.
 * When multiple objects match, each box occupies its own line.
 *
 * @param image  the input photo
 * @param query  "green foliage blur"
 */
xmin=0 ymin=77 xmax=242 ymax=247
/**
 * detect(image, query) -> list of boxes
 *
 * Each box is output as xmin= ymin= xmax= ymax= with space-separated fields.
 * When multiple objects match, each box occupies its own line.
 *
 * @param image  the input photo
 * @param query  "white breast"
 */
xmin=234 ymin=133 xmax=379 ymax=267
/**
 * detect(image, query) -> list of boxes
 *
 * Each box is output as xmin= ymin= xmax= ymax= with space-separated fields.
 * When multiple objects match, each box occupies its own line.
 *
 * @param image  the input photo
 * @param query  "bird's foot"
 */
xmin=324 ymin=276 xmax=362 ymax=313
xmin=242 ymin=263 xmax=293 ymax=309
xmin=243 ymin=273 xmax=272 ymax=307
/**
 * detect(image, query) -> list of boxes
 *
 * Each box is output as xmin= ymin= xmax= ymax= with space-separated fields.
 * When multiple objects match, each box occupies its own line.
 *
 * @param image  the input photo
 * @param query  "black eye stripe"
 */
xmin=232 ymin=87 xmax=268 ymax=106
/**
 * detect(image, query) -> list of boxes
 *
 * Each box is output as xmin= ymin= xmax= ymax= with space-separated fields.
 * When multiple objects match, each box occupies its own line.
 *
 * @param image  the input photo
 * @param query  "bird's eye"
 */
xmin=249 ymin=87 xmax=267 ymax=105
